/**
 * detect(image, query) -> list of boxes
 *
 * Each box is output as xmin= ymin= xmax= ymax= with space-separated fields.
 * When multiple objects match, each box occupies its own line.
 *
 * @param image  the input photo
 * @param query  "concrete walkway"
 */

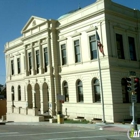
xmin=3 ymin=121 xmax=140 ymax=132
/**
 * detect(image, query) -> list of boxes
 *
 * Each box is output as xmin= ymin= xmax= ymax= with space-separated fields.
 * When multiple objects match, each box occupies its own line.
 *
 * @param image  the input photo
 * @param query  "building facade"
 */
xmin=5 ymin=0 xmax=140 ymax=122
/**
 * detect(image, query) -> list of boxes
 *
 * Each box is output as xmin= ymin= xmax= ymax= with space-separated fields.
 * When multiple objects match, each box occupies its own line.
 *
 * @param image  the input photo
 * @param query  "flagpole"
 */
xmin=95 ymin=27 xmax=106 ymax=123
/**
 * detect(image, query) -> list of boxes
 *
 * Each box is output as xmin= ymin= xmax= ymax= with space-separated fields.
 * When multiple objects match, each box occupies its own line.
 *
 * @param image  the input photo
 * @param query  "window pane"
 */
xmin=128 ymin=37 xmax=136 ymax=61
xmin=75 ymin=46 xmax=80 ymax=54
xmin=74 ymin=40 xmax=79 ymax=46
xmin=94 ymin=79 xmax=100 ymax=102
xmin=90 ymin=42 xmax=96 ymax=50
xmin=61 ymin=44 xmax=67 ymax=65
xmin=116 ymin=34 xmax=124 ymax=59
xmin=89 ymin=36 xmax=97 ymax=60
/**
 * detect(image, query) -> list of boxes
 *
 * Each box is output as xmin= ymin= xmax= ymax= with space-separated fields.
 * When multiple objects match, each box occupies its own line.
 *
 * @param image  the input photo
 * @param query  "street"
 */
xmin=0 ymin=124 xmax=137 ymax=140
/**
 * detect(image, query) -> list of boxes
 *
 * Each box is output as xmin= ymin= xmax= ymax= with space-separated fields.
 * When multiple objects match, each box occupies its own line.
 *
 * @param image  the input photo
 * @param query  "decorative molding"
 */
xmin=32 ymin=20 xmax=36 ymax=26
xmin=86 ymin=25 xmax=97 ymax=33
xmin=58 ymin=36 xmax=67 ymax=42
xmin=15 ymin=52 xmax=21 ymax=56
xmin=71 ymin=31 xmax=81 ymax=38
xmin=10 ymin=54 xmax=14 ymax=58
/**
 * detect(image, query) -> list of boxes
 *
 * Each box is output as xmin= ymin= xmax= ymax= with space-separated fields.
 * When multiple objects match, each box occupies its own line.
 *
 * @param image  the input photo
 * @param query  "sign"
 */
xmin=57 ymin=94 xmax=65 ymax=101
xmin=127 ymin=129 xmax=140 ymax=139
xmin=131 ymin=95 xmax=137 ymax=103
xmin=129 ymin=71 xmax=136 ymax=76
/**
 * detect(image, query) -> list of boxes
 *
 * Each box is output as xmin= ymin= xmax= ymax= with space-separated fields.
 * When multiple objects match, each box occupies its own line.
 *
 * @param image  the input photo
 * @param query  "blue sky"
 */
xmin=0 ymin=0 xmax=140 ymax=85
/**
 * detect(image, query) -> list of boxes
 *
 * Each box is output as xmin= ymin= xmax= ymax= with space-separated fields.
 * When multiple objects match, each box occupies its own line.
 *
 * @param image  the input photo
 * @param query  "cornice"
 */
xmin=4 ymin=42 xmax=23 ymax=53
xmin=57 ymin=9 xmax=105 ymax=30
xmin=21 ymin=28 xmax=49 ymax=41
xmin=105 ymin=9 xmax=139 ymax=23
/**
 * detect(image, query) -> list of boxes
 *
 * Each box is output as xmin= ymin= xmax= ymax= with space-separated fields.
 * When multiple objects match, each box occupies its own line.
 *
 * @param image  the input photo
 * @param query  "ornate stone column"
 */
xmin=24 ymin=46 xmax=28 ymax=76
xmin=39 ymin=40 xmax=43 ymax=74
xmin=39 ymin=88 xmax=44 ymax=114
xmin=31 ymin=45 xmax=35 ymax=75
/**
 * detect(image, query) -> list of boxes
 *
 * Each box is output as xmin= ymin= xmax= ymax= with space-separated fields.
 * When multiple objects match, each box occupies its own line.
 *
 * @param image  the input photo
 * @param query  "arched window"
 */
xmin=93 ymin=79 xmax=100 ymax=102
xmin=77 ymin=80 xmax=83 ymax=102
xmin=121 ymin=78 xmax=130 ymax=103
xmin=11 ymin=86 xmax=14 ymax=101
xmin=11 ymin=86 xmax=15 ymax=107
xmin=63 ymin=81 xmax=69 ymax=102
xmin=18 ymin=85 xmax=21 ymax=101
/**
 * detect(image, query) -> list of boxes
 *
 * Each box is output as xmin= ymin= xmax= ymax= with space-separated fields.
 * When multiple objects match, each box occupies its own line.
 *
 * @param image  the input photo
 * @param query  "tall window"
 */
xmin=44 ymin=47 xmax=48 ymax=72
xmin=74 ymin=40 xmax=81 ymax=63
xmin=36 ymin=50 xmax=40 ymax=73
xmin=116 ymin=34 xmax=124 ymax=59
xmin=61 ymin=44 xmax=67 ymax=65
xmin=63 ymin=81 xmax=69 ymax=102
xmin=11 ymin=60 xmax=14 ymax=75
xmin=77 ymin=80 xmax=83 ymax=102
xmin=121 ymin=78 xmax=130 ymax=103
xmin=28 ymin=52 xmax=32 ymax=75
xmin=17 ymin=58 xmax=21 ymax=74
xmin=94 ymin=79 xmax=100 ymax=102
xmin=18 ymin=85 xmax=21 ymax=101
xmin=128 ymin=37 xmax=136 ymax=61
xmin=89 ymin=35 xmax=97 ymax=59
xmin=11 ymin=86 xmax=15 ymax=106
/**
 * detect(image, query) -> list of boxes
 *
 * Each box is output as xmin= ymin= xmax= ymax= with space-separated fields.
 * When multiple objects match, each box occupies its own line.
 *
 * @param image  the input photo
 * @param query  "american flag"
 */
xmin=96 ymin=31 xmax=105 ymax=57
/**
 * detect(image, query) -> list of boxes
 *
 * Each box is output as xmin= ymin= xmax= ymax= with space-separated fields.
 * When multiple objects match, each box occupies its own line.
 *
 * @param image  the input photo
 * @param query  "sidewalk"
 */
xmin=4 ymin=121 xmax=140 ymax=132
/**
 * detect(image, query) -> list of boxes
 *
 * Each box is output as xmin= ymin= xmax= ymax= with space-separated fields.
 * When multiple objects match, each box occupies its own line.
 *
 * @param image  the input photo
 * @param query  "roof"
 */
xmin=58 ymin=8 xmax=82 ymax=20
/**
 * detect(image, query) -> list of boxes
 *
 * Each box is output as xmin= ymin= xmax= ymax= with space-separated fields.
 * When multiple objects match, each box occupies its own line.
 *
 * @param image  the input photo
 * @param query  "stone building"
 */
xmin=5 ymin=0 xmax=140 ymax=122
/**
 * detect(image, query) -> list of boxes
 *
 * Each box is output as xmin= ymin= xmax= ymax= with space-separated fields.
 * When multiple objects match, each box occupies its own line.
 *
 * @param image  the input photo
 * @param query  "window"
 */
xmin=74 ymin=40 xmax=81 ymax=63
xmin=11 ymin=86 xmax=15 ymax=106
xmin=94 ymin=79 xmax=100 ymax=102
xmin=18 ymin=85 xmax=21 ymax=101
xmin=11 ymin=60 xmax=14 ymax=75
xmin=17 ymin=58 xmax=21 ymax=74
xmin=89 ymin=35 xmax=97 ymax=59
xmin=61 ymin=44 xmax=67 ymax=65
xmin=128 ymin=37 xmax=136 ymax=61
xmin=36 ymin=50 xmax=40 ymax=73
xmin=28 ymin=52 xmax=32 ymax=75
xmin=63 ymin=81 xmax=69 ymax=102
xmin=44 ymin=47 xmax=48 ymax=72
xmin=77 ymin=80 xmax=83 ymax=102
xmin=116 ymin=34 xmax=124 ymax=59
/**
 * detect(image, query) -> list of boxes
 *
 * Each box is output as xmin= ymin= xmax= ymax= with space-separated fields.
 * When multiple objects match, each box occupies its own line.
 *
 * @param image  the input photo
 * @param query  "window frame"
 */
xmin=63 ymin=81 xmax=69 ymax=102
xmin=61 ymin=44 xmax=67 ymax=65
xmin=18 ymin=85 xmax=21 ymax=101
xmin=93 ymin=78 xmax=101 ymax=102
xmin=35 ymin=50 xmax=40 ymax=74
xmin=43 ymin=47 xmax=48 ymax=72
xmin=116 ymin=33 xmax=125 ymax=59
xmin=28 ymin=52 xmax=32 ymax=75
xmin=17 ymin=57 xmax=21 ymax=74
xmin=128 ymin=36 xmax=137 ymax=61
xmin=11 ymin=59 xmax=14 ymax=75
xmin=89 ymin=35 xmax=97 ymax=60
xmin=74 ymin=40 xmax=81 ymax=63
xmin=76 ymin=80 xmax=84 ymax=102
